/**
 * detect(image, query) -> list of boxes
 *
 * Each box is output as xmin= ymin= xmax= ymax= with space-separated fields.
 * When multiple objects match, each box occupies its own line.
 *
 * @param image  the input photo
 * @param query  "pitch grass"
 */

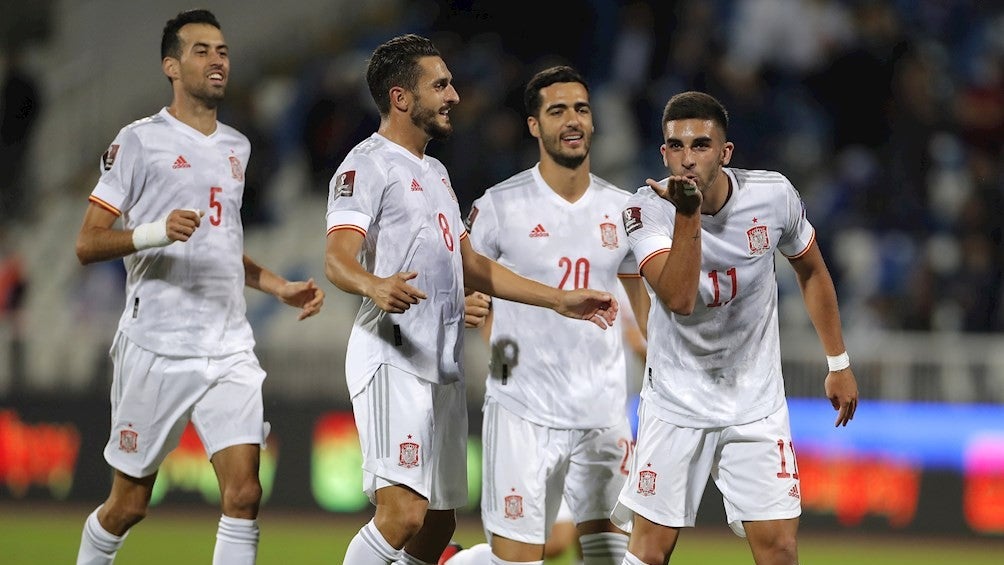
xmin=3 ymin=503 xmax=1003 ymax=564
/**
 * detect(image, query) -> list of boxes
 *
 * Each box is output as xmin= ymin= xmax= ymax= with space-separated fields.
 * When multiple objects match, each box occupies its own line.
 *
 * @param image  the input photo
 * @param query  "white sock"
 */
xmin=395 ymin=551 xmax=432 ymax=564
xmin=343 ymin=519 xmax=401 ymax=564
xmin=212 ymin=515 xmax=259 ymax=565
xmin=490 ymin=553 xmax=542 ymax=565
xmin=76 ymin=507 xmax=126 ymax=565
xmin=621 ymin=551 xmax=646 ymax=565
xmin=580 ymin=532 xmax=629 ymax=564
xmin=442 ymin=543 xmax=492 ymax=564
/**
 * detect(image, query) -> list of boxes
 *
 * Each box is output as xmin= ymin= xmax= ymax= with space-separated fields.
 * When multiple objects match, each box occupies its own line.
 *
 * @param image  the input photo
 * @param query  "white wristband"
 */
xmin=826 ymin=352 xmax=850 ymax=372
xmin=132 ymin=218 xmax=172 ymax=250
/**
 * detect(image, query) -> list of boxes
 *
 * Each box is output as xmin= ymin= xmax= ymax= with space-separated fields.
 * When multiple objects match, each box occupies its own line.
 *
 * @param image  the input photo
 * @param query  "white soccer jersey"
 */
xmin=89 ymin=108 xmax=254 ymax=357
xmin=326 ymin=133 xmax=467 ymax=397
xmin=624 ymin=168 xmax=814 ymax=428
xmin=468 ymin=165 xmax=638 ymax=429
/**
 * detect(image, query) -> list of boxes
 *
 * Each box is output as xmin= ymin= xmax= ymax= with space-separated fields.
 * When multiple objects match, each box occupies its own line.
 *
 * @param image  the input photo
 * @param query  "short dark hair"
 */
xmin=366 ymin=34 xmax=441 ymax=117
xmin=524 ymin=65 xmax=588 ymax=118
xmin=662 ymin=91 xmax=729 ymax=136
xmin=161 ymin=9 xmax=221 ymax=60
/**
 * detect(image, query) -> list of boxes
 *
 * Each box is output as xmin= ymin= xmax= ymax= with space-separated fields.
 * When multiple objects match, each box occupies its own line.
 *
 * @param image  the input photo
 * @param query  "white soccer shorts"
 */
xmin=103 ymin=332 xmax=267 ymax=478
xmin=481 ymin=397 xmax=633 ymax=544
xmin=351 ymin=363 xmax=469 ymax=510
xmin=612 ymin=400 xmax=801 ymax=537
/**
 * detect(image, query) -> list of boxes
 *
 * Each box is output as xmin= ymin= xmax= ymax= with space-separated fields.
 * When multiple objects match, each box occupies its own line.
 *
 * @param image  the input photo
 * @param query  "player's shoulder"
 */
xmin=626 ymin=182 xmax=663 ymax=206
xmin=484 ymin=168 xmax=535 ymax=197
xmin=117 ymin=111 xmax=166 ymax=138
xmin=590 ymin=174 xmax=633 ymax=202
xmin=729 ymin=167 xmax=792 ymax=192
xmin=215 ymin=121 xmax=251 ymax=145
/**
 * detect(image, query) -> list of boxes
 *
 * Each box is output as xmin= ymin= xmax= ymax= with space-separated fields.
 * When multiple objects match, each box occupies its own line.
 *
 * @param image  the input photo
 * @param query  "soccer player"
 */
xmin=445 ymin=65 xmax=649 ymax=565
xmin=612 ymin=91 xmax=859 ymax=565
xmin=323 ymin=37 xmax=618 ymax=565
xmin=73 ymin=10 xmax=324 ymax=565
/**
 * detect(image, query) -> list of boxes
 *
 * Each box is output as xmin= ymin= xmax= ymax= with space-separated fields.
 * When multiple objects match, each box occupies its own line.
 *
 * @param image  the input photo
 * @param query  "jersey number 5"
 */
xmin=209 ymin=186 xmax=223 ymax=226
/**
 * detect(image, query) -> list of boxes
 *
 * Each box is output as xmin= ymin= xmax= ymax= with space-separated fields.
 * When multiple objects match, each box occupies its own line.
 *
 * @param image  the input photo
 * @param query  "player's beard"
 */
xmin=411 ymin=97 xmax=453 ymax=140
xmin=188 ymin=83 xmax=225 ymax=109
xmin=542 ymin=128 xmax=590 ymax=170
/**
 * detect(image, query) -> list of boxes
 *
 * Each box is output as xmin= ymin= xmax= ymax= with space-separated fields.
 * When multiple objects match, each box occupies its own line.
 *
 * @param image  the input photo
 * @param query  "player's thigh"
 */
xmin=192 ymin=349 xmax=267 ymax=459
xmin=611 ymin=401 xmax=717 ymax=530
xmin=715 ymin=403 xmax=801 ymax=537
xmin=564 ymin=418 xmax=634 ymax=524
xmin=427 ymin=378 xmax=468 ymax=510
xmin=103 ymin=333 xmax=209 ymax=479
xmin=481 ymin=397 xmax=570 ymax=545
xmin=351 ymin=365 xmax=439 ymax=505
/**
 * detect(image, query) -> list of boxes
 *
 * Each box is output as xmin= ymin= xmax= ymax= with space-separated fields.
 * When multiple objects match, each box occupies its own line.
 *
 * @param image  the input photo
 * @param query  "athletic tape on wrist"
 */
xmin=132 ymin=219 xmax=171 ymax=250
xmin=826 ymin=351 xmax=850 ymax=372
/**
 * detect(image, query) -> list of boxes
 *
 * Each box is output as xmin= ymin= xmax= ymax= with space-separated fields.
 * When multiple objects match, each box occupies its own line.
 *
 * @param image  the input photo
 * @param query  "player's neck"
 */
xmin=378 ymin=120 xmax=429 ymax=160
xmin=538 ymin=157 xmax=590 ymax=203
xmin=701 ymin=170 xmax=732 ymax=215
xmin=167 ymin=97 xmax=218 ymax=136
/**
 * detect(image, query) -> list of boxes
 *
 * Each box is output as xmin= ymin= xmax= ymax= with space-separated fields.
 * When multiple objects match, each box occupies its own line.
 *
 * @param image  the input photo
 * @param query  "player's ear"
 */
xmin=527 ymin=116 xmax=540 ymax=139
xmin=390 ymin=86 xmax=409 ymax=113
xmin=721 ymin=141 xmax=734 ymax=166
xmin=162 ymin=57 xmax=180 ymax=82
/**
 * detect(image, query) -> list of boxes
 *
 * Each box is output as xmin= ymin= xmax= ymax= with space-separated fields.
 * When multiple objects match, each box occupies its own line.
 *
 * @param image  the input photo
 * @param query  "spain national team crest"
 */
xmin=504 ymin=492 xmax=524 ymax=519
xmin=442 ymin=177 xmax=459 ymax=202
xmin=119 ymin=428 xmax=138 ymax=453
xmin=229 ymin=155 xmax=244 ymax=181
xmin=398 ymin=440 xmax=420 ymax=468
xmin=747 ymin=225 xmax=770 ymax=256
xmin=600 ymin=222 xmax=619 ymax=249
xmin=638 ymin=469 xmax=657 ymax=496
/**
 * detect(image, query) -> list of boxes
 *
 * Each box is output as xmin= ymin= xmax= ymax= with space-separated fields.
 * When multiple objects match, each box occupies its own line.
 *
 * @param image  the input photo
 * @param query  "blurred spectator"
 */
xmin=0 ymin=42 xmax=42 ymax=225
xmin=0 ymin=226 xmax=27 ymax=393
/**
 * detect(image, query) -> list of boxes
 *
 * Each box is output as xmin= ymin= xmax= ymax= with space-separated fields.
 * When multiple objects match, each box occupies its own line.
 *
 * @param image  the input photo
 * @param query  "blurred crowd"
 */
xmin=268 ymin=0 xmax=1004 ymax=334
xmin=5 ymin=0 xmax=1004 ymax=343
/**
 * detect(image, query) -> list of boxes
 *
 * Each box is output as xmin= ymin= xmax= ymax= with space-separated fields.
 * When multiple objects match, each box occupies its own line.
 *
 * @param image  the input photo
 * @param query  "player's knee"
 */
xmin=220 ymin=480 xmax=262 ymax=517
xmin=102 ymin=498 xmax=149 ymax=532
xmin=755 ymin=534 xmax=798 ymax=565
xmin=376 ymin=500 xmax=427 ymax=540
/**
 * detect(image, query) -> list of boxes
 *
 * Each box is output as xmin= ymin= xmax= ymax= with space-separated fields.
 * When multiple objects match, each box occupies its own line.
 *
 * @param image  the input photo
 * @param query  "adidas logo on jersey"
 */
xmin=410 ymin=179 xmax=423 ymax=191
xmin=172 ymin=155 xmax=191 ymax=169
xmin=788 ymin=484 xmax=800 ymax=499
xmin=529 ymin=224 xmax=549 ymax=238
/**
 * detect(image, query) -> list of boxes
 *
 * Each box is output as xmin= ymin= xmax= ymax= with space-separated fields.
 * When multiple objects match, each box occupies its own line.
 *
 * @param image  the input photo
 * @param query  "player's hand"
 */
xmin=824 ymin=368 xmax=859 ymax=427
xmin=464 ymin=290 xmax=491 ymax=328
xmin=277 ymin=277 xmax=325 ymax=320
xmin=166 ymin=209 xmax=205 ymax=242
xmin=647 ymin=175 xmax=702 ymax=216
xmin=368 ymin=271 xmax=428 ymax=314
xmin=556 ymin=289 xmax=618 ymax=329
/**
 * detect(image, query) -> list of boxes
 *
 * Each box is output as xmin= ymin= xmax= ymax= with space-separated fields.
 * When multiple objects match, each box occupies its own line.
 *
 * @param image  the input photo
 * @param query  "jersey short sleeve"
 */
xmin=90 ymin=128 xmax=146 ymax=215
xmin=326 ymin=152 xmax=386 ymax=236
xmin=775 ymin=176 xmax=815 ymax=258
xmin=623 ymin=186 xmax=673 ymax=273
xmin=466 ymin=193 xmax=500 ymax=260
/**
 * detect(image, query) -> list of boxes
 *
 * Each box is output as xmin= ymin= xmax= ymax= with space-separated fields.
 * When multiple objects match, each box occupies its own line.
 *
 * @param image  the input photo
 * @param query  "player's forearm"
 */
xmin=243 ymin=254 xmax=288 ymax=296
xmin=797 ymin=263 xmax=847 ymax=356
xmin=324 ymin=249 xmax=380 ymax=299
xmin=463 ymin=251 xmax=560 ymax=309
xmin=653 ymin=214 xmax=702 ymax=314
xmin=75 ymin=227 xmax=137 ymax=265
